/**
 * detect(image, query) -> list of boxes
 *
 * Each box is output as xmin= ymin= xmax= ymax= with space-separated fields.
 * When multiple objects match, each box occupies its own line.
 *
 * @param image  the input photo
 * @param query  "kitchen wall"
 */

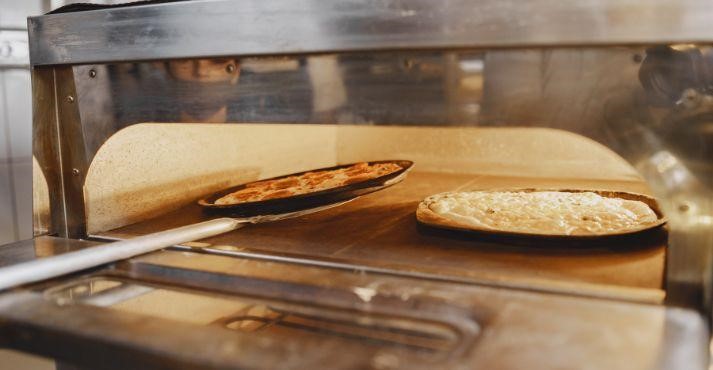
xmin=0 ymin=1 xmax=54 ymax=368
xmin=0 ymin=0 xmax=42 ymax=244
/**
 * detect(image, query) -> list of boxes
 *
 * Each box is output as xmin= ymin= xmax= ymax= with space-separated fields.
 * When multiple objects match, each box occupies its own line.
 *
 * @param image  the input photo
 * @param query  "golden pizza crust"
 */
xmin=417 ymin=189 xmax=666 ymax=237
xmin=215 ymin=162 xmax=402 ymax=205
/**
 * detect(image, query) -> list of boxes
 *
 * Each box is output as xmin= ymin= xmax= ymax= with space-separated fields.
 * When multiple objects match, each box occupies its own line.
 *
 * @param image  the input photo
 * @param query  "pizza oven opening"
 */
xmin=3 ymin=2 xmax=712 ymax=369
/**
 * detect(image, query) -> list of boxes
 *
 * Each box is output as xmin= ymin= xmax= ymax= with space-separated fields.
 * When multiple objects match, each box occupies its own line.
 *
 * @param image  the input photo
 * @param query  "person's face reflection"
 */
xmin=163 ymin=58 xmax=240 ymax=122
xmin=167 ymin=58 xmax=240 ymax=84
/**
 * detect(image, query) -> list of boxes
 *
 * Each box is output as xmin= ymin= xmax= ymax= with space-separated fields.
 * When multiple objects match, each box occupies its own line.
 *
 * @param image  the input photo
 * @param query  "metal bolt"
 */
xmin=66 ymin=95 xmax=75 ymax=103
xmin=226 ymin=63 xmax=236 ymax=73
xmin=71 ymin=168 xmax=80 ymax=176
xmin=89 ymin=69 xmax=97 ymax=78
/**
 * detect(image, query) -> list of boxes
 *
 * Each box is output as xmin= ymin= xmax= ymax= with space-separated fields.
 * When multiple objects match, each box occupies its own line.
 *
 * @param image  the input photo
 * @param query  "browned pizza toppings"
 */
xmin=262 ymin=189 xmax=295 ymax=200
xmin=343 ymin=174 xmax=373 ymax=185
xmin=214 ymin=162 xmax=403 ymax=205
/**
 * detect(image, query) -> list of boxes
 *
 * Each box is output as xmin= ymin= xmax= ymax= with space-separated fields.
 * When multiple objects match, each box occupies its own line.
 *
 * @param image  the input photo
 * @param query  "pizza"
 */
xmin=417 ymin=190 xmax=662 ymax=236
xmin=214 ymin=162 xmax=403 ymax=205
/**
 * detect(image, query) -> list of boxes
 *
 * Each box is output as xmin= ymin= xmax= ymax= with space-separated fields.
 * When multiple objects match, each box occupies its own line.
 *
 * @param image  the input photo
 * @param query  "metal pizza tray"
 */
xmin=199 ymin=160 xmax=414 ymax=217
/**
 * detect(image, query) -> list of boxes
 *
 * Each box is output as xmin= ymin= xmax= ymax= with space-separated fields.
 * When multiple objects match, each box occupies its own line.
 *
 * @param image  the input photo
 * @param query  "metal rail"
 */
xmin=28 ymin=0 xmax=713 ymax=66
xmin=0 ymin=218 xmax=242 ymax=291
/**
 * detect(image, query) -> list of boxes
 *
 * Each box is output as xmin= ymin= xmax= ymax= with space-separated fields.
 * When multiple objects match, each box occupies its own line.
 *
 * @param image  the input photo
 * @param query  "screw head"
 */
xmin=66 ymin=95 xmax=75 ymax=103
xmin=71 ymin=168 xmax=80 ymax=176
xmin=89 ymin=69 xmax=97 ymax=78
xmin=226 ymin=63 xmax=236 ymax=73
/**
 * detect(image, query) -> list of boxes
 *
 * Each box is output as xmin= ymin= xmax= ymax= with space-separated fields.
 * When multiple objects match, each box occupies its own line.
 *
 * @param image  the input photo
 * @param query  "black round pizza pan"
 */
xmin=415 ymin=218 xmax=668 ymax=250
xmin=199 ymin=160 xmax=413 ymax=217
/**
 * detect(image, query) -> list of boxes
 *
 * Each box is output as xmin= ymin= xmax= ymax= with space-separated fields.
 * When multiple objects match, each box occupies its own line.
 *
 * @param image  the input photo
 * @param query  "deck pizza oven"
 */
xmin=0 ymin=1 xmax=712 ymax=369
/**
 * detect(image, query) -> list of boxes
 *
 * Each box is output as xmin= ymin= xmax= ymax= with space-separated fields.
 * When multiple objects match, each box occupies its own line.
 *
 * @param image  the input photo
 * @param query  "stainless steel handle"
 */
xmin=0 ymin=218 xmax=244 ymax=291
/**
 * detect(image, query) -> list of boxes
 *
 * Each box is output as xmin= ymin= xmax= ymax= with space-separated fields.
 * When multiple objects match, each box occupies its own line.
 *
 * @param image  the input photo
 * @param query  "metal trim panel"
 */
xmin=0 ymin=249 xmax=708 ymax=369
xmin=28 ymin=0 xmax=713 ymax=66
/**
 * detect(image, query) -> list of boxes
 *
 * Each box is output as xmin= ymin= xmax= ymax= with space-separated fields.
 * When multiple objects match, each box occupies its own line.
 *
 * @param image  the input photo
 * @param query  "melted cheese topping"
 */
xmin=425 ymin=191 xmax=659 ymax=236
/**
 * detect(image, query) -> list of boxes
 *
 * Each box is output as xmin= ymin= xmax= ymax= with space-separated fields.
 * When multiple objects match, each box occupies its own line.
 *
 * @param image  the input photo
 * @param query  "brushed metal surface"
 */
xmin=27 ymin=0 xmax=713 ymax=66
xmin=0 ymin=218 xmax=242 ymax=291
xmin=30 ymin=67 xmax=61 ymax=237
xmin=0 ymin=247 xmax=706 ymax=369
xmin=0 ymin=235 xmax=101 ymax=267
xmin=0 ymin=197 xmax=367 ymax=291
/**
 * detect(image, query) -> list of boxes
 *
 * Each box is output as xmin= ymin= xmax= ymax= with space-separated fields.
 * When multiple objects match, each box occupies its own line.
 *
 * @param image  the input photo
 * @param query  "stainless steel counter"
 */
xmin=0 ymin=236 xmax=707 ymax=369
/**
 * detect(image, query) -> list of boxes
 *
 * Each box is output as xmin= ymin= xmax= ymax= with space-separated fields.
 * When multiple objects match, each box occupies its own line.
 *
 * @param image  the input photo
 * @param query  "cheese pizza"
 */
xmin=214 ymin=162 xmax=402 ymax=205
xmin=417 ymin=190 xmax=662 ymax=236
